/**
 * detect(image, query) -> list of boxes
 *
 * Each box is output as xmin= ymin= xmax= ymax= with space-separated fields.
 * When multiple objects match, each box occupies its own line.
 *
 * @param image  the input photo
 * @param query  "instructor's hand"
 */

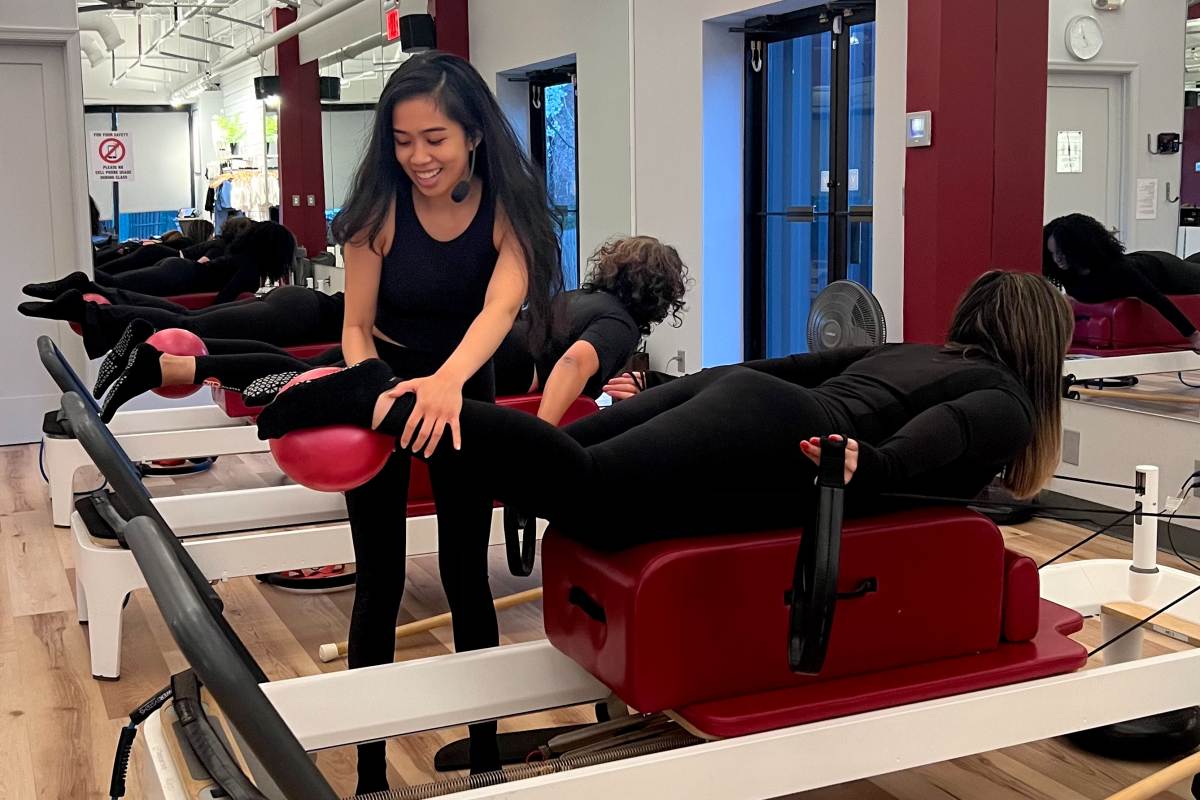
xmin=799 ymin=435 xmax=859 ymax=485
xmin=386 ymin=372 xmax=464 ymax=457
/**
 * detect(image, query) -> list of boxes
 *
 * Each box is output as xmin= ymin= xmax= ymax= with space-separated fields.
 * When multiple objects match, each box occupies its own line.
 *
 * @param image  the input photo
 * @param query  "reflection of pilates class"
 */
xmin=16 ymin=2 xmax=1200 ymax=799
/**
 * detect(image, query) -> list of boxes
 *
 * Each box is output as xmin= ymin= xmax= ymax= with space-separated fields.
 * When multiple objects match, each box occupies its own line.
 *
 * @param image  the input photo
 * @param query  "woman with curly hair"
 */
xmin=1043 ymin=213 xmax=1200 ymax=351
xmin=494 ymin=235 xmax=688 ymax=423
xmin=92 ymin=236 xmax=688 ymax=424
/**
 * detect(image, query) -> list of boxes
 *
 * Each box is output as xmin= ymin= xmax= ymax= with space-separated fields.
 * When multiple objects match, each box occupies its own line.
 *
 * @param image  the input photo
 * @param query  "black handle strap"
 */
xmin=503 ymin=505 xmax=538 ymax=577
xmin=788 ymin=436 xmax=846 ymax=674
xmin=567 ymin=586 xmax=607 ymax=623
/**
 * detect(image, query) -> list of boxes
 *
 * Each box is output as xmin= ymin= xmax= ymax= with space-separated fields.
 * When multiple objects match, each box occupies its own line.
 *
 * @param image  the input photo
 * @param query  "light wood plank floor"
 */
xmin=1 ymin=442 xmax=1197 ymax=799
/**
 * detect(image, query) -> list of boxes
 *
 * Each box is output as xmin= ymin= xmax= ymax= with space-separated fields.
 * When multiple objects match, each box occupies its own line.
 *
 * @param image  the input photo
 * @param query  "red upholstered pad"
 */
xmin=167 ymin=291 xmax=255 ymax=310
xmin=543 ymin=508 xmax=1007 ymax=714
xmin=1002 ymin=550 xmax=1039 ymax=643
xmin=676 ymin=600 xmax=1086 ymax=738
xmin=1072 ymin=296 xmax=1200 ymax=350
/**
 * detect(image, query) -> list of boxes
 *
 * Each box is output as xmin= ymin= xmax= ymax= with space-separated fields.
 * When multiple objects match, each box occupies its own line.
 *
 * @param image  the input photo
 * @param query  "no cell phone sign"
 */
xmin=90 ymin=131 xmax=134 ymax=181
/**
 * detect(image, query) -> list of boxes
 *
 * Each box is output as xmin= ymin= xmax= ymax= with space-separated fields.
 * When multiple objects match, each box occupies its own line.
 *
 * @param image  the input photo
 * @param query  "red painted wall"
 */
xmin=432 ymin=0 xmax=469 ymax=59
xmin=903 ymin=0 xmax=1049 ymax=343
xmin=1182 ymin=107 xmax=1200 ymax=207
xmin=274 ymin=7 xmax=327 ymax=258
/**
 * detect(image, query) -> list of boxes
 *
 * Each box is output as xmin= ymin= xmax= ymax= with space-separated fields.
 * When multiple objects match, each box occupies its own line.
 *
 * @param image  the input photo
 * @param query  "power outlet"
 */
xmin=1062 ymin=429 xmax=1081 ymax=466
xmin=675 ymin=349 xmax=686 ymax=373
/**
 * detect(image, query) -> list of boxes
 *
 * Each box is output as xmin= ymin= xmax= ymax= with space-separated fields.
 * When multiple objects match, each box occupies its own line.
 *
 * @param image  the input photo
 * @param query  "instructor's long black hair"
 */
xmin=332 ymin=51 xmax=562 ymax=349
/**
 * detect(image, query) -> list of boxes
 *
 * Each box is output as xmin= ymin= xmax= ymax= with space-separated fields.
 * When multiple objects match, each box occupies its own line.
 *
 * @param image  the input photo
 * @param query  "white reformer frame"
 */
xmin=138 ymin=465 xmax=1200 ymax=800
xmin=73 ymin=505 xmax=546 ymax=680
xmin=44 ymin=402 xmax=278 ymax=527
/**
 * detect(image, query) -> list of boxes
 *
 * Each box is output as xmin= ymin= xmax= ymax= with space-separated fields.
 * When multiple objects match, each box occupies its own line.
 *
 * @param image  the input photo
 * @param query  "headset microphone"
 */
xmin=451 ymin=147 xmax=477 ymax=203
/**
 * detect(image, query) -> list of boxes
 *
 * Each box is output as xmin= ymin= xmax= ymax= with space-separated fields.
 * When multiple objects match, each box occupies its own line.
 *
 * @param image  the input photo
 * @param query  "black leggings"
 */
xmin=97 ymin=243 xmax=182 ymax=275
xmin=410 ymin=365 xmax=837 ymax=547
xmin=80 ymin=286 xmax=335 ymax=357
xmin=349 ymin=339 xmax=499 ymax=785
xmin=95 ymin=257 xmax=217 ymax=296
xmin=1154 ymin=252 xmax=1200 ymax=295
xmin=191 ymin=341 xmax=342 ymax=392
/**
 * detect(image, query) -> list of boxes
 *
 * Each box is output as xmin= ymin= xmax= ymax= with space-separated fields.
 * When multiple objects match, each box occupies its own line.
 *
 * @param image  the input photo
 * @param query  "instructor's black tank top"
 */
xmin=376 ymin=182 xmax=498 ymax=358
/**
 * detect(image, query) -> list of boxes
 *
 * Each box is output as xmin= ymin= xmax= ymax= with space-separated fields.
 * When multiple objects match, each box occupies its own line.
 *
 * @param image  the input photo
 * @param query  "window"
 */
xmin=529 ymin=67 xmax=580 ymax=291
xmin=743 ymin=5 xmax=876 ymax=358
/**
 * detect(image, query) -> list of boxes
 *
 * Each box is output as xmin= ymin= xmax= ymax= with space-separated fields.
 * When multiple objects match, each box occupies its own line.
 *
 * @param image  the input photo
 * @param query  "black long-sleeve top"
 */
xmin=205 ymin=254 xmax=263 ymax=304
xmin=644 ymin=344 xmax=1034 ymax=501
xmin=1057 ymin=252 xmax=1197 ymax=336
xmin=743 ymin=344 xmax=1035 ymax=499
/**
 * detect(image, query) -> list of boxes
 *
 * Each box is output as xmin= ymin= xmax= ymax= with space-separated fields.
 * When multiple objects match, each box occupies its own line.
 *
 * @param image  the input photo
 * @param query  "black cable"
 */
xmin=1051 ymin=474 xmax=1138 ymax=491
xmin=1088 ymin=583 xmax=1200 ymax=659
xmin=1179 ymin=371 xmax=1200 ymax=389
xmin=1038 ymin=510 xmax=1136 ymax=568
xmin=878 ymin=492 xmax=1200 ymax=521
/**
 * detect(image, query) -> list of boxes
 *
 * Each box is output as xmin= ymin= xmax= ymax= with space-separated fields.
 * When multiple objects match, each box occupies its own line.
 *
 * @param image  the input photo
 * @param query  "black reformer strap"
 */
xmin=788 ymin=436 xmax=847 ymax=675
xmin=503 ymin=505 xmax=538 ymax=577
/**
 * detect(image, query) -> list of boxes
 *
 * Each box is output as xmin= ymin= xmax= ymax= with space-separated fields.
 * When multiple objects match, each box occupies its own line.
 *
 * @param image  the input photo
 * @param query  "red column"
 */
xmin=902 ymin=0 xmax=1049 ymax=343
xmin=431 ymin=0 xmax=469 ymax=59
xmin=274 ymin=7 xmax=326 ymax=257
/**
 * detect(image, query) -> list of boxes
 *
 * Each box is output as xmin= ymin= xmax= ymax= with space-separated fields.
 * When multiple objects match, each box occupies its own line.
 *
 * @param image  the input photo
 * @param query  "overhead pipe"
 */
xmin=112 ymin=0 xmax=217 ymax=86
xmin=172 ymin=0 xmax=375 ymax=102
xmin=81 ymin=34 xmax=107 ymax=69
xmin=78 ymin=14 xmax=125 ymax=52
xmin=317 ymin=32 xmax=387 ymax=69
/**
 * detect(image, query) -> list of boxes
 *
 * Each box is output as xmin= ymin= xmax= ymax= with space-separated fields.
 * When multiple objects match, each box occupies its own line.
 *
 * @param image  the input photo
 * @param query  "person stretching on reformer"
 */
xmin=1043 ymin=213 xmax=1200 ymax=352
xmin=20 ymin=218 xmax=290 ymax=314
xmin=252 ymin=270 xmax=1073 ymax=551
xmin=90 ymin=235 xmax=689 ymax=424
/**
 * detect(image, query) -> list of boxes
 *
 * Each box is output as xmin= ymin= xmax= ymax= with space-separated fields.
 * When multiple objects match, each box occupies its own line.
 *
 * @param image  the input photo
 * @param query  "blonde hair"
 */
xmin=946 ymin=271 xmax=1073 ymax=498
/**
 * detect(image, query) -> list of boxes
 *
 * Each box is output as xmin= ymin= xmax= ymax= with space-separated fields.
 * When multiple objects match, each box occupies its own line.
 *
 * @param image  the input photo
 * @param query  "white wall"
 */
xmin=1047 ymin=0 xmax=1187 ymax=252
xmin=633 ymin=0 xmax=907 ymax=371
xmin=469 ymin=0 xmax=633 ymax=282
xmin=322 ymin=109 xmax=373 ymax=210
xmin=0 ymin=0 xmax=94 ymax=442
xmin=114 ymin=112 xmax=194 ymax=213
xmin=0 ymin=0 xmax=75 ymax=29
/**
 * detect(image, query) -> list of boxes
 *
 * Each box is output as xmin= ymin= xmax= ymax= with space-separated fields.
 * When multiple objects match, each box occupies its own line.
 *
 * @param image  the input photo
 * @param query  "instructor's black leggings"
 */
xmin=349 ymin=338 xmax=499 ymax=787
xmin=80 ymin=286 xmax=336 ymax=357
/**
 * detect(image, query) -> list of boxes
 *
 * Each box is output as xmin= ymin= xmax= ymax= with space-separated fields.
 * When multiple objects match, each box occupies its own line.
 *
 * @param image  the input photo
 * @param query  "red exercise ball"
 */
xmin=69 ymin=293 xmax=111 ymax=336
xmin=147 ymin=328 xmax=208 ymax=399
xmin=268 ymin=367 xmax=395 ymax=492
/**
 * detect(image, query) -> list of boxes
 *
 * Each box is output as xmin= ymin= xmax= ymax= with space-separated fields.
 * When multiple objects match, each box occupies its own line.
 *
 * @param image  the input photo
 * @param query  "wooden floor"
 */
xmin=1 ymin=442 xmax=1197 ymax=799
xmin=1071 ymin=368 xmax=1200 ymax=420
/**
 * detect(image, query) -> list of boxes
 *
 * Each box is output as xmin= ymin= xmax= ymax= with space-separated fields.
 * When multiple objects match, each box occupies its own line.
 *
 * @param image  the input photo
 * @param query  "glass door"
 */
xmin=744 ymin=3 xmax=876 ymax=358
xmin=530 ymin=68 xmax=580 ymax=290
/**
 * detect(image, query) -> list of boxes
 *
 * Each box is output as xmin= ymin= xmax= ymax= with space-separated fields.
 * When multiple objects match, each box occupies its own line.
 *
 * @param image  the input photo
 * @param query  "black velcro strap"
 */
xmin=74 ymin=490 xmax=136 ymax=546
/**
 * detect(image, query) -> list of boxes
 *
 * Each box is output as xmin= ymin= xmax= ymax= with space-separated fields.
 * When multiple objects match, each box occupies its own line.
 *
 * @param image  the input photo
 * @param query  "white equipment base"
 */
xmin=136 ymin=556 xmax=1200 ymax=799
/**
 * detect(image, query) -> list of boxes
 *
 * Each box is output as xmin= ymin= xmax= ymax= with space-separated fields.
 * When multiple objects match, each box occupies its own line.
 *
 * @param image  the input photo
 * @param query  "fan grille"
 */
xmin=806 ymin=281 xmax=887 ymax=352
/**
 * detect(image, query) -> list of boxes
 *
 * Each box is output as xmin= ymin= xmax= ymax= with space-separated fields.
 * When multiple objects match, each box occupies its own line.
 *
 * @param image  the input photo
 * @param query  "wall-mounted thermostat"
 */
xmin=906 ymin=111 xmax=932 ymax=148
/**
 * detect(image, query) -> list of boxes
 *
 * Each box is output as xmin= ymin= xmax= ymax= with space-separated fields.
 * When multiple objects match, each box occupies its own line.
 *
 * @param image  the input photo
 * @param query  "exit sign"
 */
xmin=380 ymin=0 xmax=402 ymax=42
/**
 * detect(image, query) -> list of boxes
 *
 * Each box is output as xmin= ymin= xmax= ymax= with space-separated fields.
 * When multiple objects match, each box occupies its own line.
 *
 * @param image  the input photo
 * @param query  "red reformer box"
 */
xmin=542 ymin=507 xmax=1088 ymax=738
xmin=1072 ymin=296 xmax=1200 ymax=355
